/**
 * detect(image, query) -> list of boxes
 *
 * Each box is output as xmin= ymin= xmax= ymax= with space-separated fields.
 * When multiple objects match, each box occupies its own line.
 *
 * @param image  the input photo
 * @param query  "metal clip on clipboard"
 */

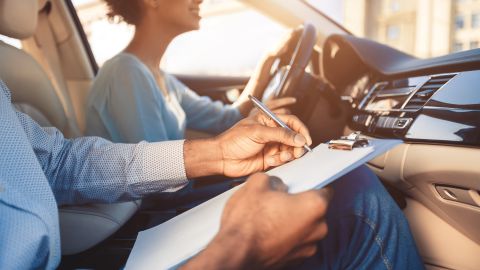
xmin=328 ymin=132 xmax=369 ymax=151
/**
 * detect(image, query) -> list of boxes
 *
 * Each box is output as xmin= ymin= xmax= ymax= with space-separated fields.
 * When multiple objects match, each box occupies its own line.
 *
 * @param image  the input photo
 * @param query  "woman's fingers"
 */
xmin=265 ymin=97 xmax=297 ymax=110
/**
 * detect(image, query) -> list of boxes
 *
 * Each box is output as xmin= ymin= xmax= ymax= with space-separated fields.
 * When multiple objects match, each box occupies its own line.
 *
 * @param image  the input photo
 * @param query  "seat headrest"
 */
xmin=0 ymin=0 xmax=38 ymax=39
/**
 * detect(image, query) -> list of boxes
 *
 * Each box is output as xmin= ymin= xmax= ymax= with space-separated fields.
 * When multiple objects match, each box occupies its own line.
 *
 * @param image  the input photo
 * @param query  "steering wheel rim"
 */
xmin=262 ymin=23 xmax=317 ymax=101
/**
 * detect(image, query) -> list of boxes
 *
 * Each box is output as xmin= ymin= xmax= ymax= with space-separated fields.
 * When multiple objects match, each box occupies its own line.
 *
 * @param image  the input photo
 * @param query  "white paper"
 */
xmin=125 ymin=139 xmax=401 ymax=270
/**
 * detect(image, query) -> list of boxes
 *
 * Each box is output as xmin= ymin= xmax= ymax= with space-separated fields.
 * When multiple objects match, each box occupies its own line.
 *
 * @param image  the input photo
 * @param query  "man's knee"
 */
xmin=330 ymin=165 xmax=404 ymax=221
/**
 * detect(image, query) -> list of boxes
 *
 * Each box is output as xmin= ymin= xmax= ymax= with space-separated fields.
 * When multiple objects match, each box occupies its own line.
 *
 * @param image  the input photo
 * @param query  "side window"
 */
xmin=72 ymin=0 xmax=287 ymax=76
xmin=72 ymin=0 xmax=134 ymax=66
xmin=161 ymin=1 xmax=287 ymax=76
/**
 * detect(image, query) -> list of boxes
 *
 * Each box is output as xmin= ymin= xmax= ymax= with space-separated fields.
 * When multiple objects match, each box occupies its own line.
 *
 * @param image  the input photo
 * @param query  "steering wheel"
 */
xmin=261 ymin=23 xmax=317 ymax=102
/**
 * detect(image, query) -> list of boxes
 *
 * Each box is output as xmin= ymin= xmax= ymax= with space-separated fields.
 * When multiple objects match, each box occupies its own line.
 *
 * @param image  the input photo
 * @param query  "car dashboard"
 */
xmin=350 ymin=71 xmax=480 ymax=147
xmin=314 ymin=35 xmax=480 ymax=268
xmin=322 ymin=35 xmax=480 ymax=148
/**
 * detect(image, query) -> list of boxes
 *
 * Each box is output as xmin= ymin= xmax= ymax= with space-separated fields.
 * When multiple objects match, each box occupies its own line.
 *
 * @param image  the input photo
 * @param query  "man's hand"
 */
xmin=181 ymin=173 xmax=333 ymax=269
xmin=183 ymin=113 xmax=312 ymax=179
xmin=218 ymin=113 xmax=312 ymax=177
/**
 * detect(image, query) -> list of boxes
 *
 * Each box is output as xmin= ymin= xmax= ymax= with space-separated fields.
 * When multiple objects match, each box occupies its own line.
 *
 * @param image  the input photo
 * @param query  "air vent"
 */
xmin=360 ymin=82 xmax=387 ymax=108
xmin=403 ymin=74 xmax=456 ymax=110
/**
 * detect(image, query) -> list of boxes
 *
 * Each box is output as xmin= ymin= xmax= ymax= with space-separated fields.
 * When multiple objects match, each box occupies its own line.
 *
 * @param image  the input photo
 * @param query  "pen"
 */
xmin=248 ymin=95 xmax=313 ymax=153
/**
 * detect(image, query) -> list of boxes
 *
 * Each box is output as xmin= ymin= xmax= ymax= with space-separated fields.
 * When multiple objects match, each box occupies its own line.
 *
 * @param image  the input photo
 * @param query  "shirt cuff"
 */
xmin=141 ymin=140 xmax=189 ymax=192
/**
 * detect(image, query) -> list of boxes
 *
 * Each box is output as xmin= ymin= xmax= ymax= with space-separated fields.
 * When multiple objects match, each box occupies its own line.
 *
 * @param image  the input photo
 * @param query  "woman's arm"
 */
xmin=171 ymin=75 xmax=243 ymax=134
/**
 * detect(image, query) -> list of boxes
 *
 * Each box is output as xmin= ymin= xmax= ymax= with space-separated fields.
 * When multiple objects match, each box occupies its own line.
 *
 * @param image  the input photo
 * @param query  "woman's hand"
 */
xmin=235 ymin=30 xmax=296 ymax=116
xmin=248 ymin=96 xmax=297 ymax=116
xmin=249 ymin=30 xmax=295 ymax=98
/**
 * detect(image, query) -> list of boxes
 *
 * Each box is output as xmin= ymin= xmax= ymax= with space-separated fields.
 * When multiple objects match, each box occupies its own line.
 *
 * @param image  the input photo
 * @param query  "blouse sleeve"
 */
xmin=168 ymin=74 xmax=243 ymax=135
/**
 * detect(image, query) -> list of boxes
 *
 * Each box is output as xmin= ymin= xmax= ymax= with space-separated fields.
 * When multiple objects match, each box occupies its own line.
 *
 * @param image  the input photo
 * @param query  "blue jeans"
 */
xmin=289 ymin=166 xmax=425 ymax=270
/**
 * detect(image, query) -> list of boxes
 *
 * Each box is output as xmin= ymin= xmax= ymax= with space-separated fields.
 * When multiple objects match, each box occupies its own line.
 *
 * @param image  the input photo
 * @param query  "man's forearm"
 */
xmin=183 ymin=138 xmax=223 ymax=178
xmin=18 ymin=108 xmax=189 ymax=205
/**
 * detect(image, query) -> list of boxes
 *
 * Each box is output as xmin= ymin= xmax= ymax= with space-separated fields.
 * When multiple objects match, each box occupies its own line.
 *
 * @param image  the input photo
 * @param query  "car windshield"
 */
xmin=306 ymin=0 xmax=480 ymax=58
xmin=72 ymin=0 xmax=287 ymax=76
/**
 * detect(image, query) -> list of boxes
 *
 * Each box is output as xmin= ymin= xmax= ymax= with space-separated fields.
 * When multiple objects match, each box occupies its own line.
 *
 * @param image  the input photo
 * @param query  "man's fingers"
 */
xmin=293 ymin=146 xmax=306 ymax=158
xmin=253 ymin=126 xmax=307 ymax=148
xmin=279 ymin=144 xmax=290 ymax=152
xmin=278 ymin=114 xmax=312 ymax=146
xmin=245 ymin=173 xmax=271 ymax=191
xmin=293 ymin=188 xmax=333 ymax=220
xmin=259 ymin=114 xmax=312 ymax=146
xmin=287 ymin=244 xmax=319 ymax=261
xmin=318 ymin=187 xmax=334 ymax=202
xmin=303 ymin=221 xmax=329 ymax=244
xmin=269 ymin=176 xmax=288 ymax=192
xmin=278 ymin=144 xmax=306 ymax=160
xmin=245 ymin=173 xmax=289 ymax=193
xmin=265 ymin=151 xmax=293 ymax=167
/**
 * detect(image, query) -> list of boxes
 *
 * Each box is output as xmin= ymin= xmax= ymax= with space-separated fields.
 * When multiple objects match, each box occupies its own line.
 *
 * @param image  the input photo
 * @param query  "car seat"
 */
xmin=0 ymin=0 xmax=140 ymax=255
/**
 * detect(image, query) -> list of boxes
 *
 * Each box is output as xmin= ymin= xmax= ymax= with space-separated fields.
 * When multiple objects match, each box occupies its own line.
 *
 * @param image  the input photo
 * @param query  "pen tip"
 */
xmin=304 ymin=145 xmax=313 ymax=153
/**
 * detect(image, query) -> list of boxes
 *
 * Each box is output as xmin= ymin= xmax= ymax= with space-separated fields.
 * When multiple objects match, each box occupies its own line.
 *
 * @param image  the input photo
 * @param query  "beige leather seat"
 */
xmin=0 ymin=0 xmax=140 ymax=255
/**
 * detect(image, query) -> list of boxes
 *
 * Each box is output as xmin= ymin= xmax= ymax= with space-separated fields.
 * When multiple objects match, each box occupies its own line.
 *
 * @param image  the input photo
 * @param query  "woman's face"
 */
xmin=150 ymin=0 xmax=203 ymax=33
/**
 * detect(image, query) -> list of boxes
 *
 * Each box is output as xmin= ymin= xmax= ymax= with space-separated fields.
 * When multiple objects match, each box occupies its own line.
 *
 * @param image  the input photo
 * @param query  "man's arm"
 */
xmin=17 ymin=110 xmax=189 ymax=205
xmin=17 ymin=108 xmax=311 ymax=206
xmin=183 ymin=113 xmax=312 ymax=179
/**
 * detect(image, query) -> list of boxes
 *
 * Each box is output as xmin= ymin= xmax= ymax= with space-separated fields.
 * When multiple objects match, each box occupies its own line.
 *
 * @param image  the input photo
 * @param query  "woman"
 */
xmin=85 ymin=0 xmax=295 ymax=143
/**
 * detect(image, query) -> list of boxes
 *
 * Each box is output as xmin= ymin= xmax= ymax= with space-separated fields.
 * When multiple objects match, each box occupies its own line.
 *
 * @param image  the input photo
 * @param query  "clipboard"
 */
xmin=125 ymin=138 xmax=402 ymax=270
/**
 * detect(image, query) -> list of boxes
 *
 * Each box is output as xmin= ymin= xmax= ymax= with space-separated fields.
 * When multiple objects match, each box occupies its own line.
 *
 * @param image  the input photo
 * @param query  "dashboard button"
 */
xmin=393 ymin=118 xmax=412 ymax=129
xmin=377 ymin=116 xmax=397 ymax=129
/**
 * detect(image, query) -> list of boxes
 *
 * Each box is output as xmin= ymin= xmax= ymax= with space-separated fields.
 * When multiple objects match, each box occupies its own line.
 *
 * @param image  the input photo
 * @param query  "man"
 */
xmin=0 ymin=81 xmax=423 ymax=269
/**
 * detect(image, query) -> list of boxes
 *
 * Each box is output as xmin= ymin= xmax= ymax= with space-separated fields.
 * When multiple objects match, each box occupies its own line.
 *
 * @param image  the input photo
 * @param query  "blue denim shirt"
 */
xmin=0 ymin=81 xmax=189 ymax=269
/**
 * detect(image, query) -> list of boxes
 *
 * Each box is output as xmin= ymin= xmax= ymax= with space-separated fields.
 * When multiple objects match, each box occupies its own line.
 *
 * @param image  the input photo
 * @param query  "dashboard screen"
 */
xmin=365 ymin=95 xmax=408 ymax=111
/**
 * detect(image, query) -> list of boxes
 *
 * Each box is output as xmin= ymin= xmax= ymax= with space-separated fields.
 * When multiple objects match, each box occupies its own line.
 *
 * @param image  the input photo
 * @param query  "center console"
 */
xmin=348 ymin=70 xmax=480 ymax=147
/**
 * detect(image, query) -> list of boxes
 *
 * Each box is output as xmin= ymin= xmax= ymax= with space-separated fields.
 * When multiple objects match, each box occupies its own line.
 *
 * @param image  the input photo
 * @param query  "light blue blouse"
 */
xmin=86 ymin=53 xmax=242 ymax=143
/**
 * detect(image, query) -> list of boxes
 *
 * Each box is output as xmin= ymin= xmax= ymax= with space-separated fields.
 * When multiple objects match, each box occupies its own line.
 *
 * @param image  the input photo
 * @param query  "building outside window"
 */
xmin=387 ymin=25 xmax=400 ymax=40
xmin=472 ymin=13 xmax=480 ymax=28
xmin=453 ymin=42 xmax=464 ymax=52
xmin=340 ymin=0 xmax=480 ymax=58
xmin=390 ymin=0 xmax=400 ymax=12
xmin=470 ymin=41 xmax=479 ymax=49
xmin=455 ymin=15 xmax=465 ymax=29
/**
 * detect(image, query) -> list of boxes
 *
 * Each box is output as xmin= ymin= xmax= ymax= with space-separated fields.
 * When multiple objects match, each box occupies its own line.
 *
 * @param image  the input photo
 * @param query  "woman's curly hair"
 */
xmin=104 ymin=0 xmax=143 ymax=25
